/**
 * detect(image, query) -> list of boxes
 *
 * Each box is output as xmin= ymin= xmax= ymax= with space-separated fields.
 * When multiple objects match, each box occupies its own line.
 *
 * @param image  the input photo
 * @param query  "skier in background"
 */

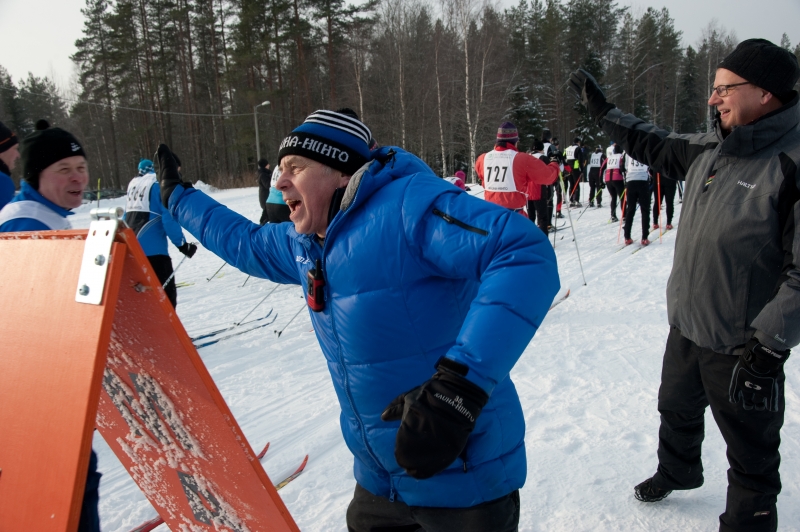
xmin=157 ymin=108 xmax=560 ymax=531
xmin=652 ymin=172 xmax=677 ymax=231
xmin=0 ymin=120 xmax=19 ymax=210
xmin=124 ymin=158 xmax=196 ymax=307
xmin=604 ymin=144 xmax=625 ymax=223
xmin=570 ymin=38 xmax=800 ymax=531
xmin=475 ymin=121 xmax=559 ymax=217
xmin=259 ymin=158 xmax=292 ymax=224
xmin=528 ymin=139 xmax=554 ymax=233
xmin=622 ymin=155 xmax=652 ymax=246
xmin=0 ymin=120 xmax=99 ymax=532
xmin=542 ymin=130 xmax=564 ymax=221
xmin=564 ymin=137 xmax=584 ymax=207
xmin=585 ymin=146 xmax=605 ymax=207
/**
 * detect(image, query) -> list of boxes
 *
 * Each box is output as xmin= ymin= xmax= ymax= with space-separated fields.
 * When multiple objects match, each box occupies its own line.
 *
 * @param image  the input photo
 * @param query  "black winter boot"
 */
xmin=634 ymin=477 xmax=672 ymax=502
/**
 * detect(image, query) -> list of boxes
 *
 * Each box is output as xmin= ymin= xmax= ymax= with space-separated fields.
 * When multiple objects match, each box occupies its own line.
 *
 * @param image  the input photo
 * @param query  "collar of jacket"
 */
xmin=717 ymin=91 xmax=799 ymax=157
xmin=14 ymin=180 xmax=74 ymax=218
xmin=493 ymin=144 xmax=519 ymax=153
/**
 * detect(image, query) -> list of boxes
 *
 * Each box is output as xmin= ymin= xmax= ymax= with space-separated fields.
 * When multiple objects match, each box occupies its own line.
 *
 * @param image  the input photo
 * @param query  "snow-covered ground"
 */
xmin=72 ymin=181 xmax=800 ymax=532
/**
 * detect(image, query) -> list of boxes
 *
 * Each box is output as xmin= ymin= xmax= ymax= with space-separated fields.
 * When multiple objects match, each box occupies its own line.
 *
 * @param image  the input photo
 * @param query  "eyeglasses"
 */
xmin=710 ymin=82 xmax=751 ymax=97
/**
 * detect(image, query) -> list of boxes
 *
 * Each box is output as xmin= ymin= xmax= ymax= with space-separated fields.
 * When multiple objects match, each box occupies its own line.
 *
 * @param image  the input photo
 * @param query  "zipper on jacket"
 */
xmin=432 ymin=208 xmax=488 ymax=236
xmin=321 ymin=173 xmax=389 ymax=490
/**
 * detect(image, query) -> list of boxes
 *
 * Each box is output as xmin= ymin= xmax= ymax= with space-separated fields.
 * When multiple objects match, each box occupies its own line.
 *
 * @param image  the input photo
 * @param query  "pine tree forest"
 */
xmin=1 ymin=0 xmax=800 ymax=189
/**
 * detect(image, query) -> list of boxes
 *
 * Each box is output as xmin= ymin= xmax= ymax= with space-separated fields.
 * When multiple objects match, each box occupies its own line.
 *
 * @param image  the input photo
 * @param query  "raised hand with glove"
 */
xmin=155 ymin=143 xmax=193 ymax=209
xmin=567 ymin=69 xmax=616 ymax=123
xmin=729 ymin=338 xmax=790 ymax=412
xmin=178 ymin=242 xmax=197 ymax=258
xmin=381 ymin=357 xmax=488 ymax=480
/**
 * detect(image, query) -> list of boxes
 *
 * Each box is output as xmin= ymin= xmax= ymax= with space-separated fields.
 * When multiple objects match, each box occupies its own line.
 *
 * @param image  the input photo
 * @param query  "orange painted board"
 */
xmin=0 ymin=230 xmax=125 ymax=532
xmin=95 ymin=229 xmax=299 ymax=531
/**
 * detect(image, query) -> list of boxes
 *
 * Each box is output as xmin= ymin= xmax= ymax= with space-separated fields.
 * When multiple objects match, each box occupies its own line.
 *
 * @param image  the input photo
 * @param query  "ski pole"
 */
xmin=561 ymin=185 xmax=587 ymax=286
xmin=207 ymin=261 xmax=226 ymax=281
xmin=237 ymin=284 xmax=280 ymax=325
xmin=657 ymin=173 xmax=663 ymax=243
xmin=575 ymin=188 xmax=603 ymax=222
xmin=275 ymin=304 xmax=307 ymax=337
xmin=162 ymin=250 xmax=191 ymax=289
xmin=241 ymin=275 xmax=251 ymax=288
xmin=617 ymin=190 xmax=627 ymax=244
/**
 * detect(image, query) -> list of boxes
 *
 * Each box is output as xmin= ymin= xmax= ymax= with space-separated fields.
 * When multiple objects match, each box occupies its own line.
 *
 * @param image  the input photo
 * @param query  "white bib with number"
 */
xmin=590 ymin=152 xmax=603 ymax=167
xmin=565 ymin=145 xmax=579 ymax=160
xmin=606 ymin=154 xmax=622 ymax=170
xmin=126 ymin=173 xmax=157 ymax=213
xmin=270 ymin=166 xmax=280 ymax=188
xmin=483 ymin=150 xmax=518 ymax=193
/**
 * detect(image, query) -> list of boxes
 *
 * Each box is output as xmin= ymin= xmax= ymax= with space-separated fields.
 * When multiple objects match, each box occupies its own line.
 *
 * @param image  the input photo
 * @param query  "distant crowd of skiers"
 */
xmin=473 ymin=126 xmax=681 ymax=247
xmin=0 ymin=37 xmax=798 ymax=532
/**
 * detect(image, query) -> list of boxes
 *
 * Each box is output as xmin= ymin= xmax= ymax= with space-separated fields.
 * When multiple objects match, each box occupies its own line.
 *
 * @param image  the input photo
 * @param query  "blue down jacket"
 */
xmin=169 ymin=147 xmax=560 ymax=507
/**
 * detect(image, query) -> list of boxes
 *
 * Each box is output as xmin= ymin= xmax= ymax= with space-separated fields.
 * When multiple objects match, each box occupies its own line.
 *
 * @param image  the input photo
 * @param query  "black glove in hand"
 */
xmin=381 ymin=358 xmax=488 ymax=479
xmin=729 ymin=339 xmax=790 ymax=412
xmin=568 ymin=69 xmax=616 ymax=122
xmin=178 ymin=242 xmax=197 ymax=258
xmin=156 ymin=143 xmax=193 ymax=209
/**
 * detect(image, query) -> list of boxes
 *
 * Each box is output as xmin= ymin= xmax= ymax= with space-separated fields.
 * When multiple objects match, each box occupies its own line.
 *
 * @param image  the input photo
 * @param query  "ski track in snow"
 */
xmin=72 ymin=183 xmax=800 ymax=531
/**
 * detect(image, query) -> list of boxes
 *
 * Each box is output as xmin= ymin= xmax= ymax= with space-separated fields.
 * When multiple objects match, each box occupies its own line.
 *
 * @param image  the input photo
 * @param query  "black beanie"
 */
xmin=21 ymin=120 xmax=87 ymax=190
xmin=718 ymin=39 xmax=800 ymax=99
xmin=258 ymin=158 xmax=268 ymax=169
xmin=0 ymin=121 xmax=18 ymax=155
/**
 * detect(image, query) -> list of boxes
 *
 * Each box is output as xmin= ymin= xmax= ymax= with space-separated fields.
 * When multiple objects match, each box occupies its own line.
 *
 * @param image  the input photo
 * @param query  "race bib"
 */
xmin=482 ymin=150 xmax=518 ymax=193
xmin=606 ymin=154 xmax=622 ymax=170
xmin=126 ymin=174 xmax=157 ymax=213
xmin=270 ymin=167 xmax=280 ymax=188
xmin=590 ymin=153 xmax=603 ymax=166
xmin=565 ymin=145 xmax=579 ymax=160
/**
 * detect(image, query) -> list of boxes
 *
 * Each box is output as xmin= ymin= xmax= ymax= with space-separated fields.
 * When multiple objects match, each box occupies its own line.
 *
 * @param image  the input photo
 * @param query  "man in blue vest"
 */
xmin=157 ymin=108 xmax=560 ymax=531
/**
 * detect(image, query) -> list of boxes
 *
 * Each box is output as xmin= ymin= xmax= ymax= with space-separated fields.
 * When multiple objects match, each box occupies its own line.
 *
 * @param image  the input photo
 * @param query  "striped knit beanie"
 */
xmin=278 ymin=109 xmax=372 ymax=176
xmin=496 ymin=121 xmax=518 ymax=145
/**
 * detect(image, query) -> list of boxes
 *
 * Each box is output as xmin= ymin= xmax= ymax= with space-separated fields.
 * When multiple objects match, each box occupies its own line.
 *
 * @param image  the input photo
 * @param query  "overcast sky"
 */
xmin=0 ymin=0 xmax=798 ymax=91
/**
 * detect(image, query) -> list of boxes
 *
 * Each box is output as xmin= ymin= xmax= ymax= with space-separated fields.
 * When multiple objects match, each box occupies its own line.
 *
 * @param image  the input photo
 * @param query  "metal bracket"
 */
xmin=75 ymin=219 xmax=119 ymax=305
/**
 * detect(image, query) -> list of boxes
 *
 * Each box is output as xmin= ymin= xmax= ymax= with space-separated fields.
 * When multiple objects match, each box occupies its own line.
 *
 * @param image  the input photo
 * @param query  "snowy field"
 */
xmin=71 ymin=181 xmax=800 ymax=532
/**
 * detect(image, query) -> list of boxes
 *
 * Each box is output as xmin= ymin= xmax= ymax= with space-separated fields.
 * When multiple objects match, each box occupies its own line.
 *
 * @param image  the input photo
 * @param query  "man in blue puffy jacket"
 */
xmin=156 ymin=108 xmax=560 ymax=531
xmin=125 ymin=158 xmax=196 ymax=307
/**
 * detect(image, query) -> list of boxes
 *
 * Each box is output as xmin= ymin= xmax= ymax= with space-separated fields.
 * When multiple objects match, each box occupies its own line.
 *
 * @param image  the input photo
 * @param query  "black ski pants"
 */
xmin=652 ymin=177 xmax=677 ymax=226
xmin=78 ymin=449 xmax=101 ymax=532
xmin=567 ymin=169 xmax=581 ymax=203
xmin=147 ymin=254 xmax=177 ymax=308
xmin=346 ymin=483 xmax=520 ymax=532
xmin=527 ymin=198 xmax=549 ymax=234
xmin=652 ymin=327 xmax=784 ymax=532
xmin=588 ymin=168 xmax=603 ymax=205
xmin=261 ymin=202 xmax=291 ymax=225
xmin=607 ymin=180 xmax=624 ymax=219
xmin=623 ymin=180 xmax=650 ymax=240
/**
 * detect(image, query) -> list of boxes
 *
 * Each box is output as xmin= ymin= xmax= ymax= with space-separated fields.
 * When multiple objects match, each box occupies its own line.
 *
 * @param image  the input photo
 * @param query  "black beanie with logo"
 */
xmin=718 ymin=39 xmax=800 ymax=101
xmin=21 ymin=120 xmax=86 ymax=190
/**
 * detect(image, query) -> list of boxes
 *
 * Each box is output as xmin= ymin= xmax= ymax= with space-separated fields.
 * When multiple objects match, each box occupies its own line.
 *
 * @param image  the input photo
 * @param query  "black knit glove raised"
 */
xmin=156 ymin=144 xmax=193 ymax=209
xmin=381 ymin=358 xmax=488 ymax=479
xmin=178 ymin=242 xmax=197 ymax=258
xmin=568 ymin=69 xmax=616 ymax=122
xmin=729 ymin=339 xmax=790 ymax=412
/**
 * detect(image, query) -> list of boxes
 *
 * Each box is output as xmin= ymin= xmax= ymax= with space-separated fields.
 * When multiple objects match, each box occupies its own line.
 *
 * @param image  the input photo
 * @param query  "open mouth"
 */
xmin=286 ymin=199 xmax=301 ymax=215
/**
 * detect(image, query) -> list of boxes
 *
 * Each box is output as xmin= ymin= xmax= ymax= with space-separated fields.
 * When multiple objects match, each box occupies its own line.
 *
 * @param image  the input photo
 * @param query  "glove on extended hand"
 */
xmin=381 ymin=358 xmax=488 ymax=480
xmin=156 ymin=144 xmax=193 ymax=209
xmin=178 ymin=242 xmax=197 ymax=258
xmin=568 ymin=69 xmax=616 ymax=122
xmin=729 ymin=338 xmax=790 ymax=412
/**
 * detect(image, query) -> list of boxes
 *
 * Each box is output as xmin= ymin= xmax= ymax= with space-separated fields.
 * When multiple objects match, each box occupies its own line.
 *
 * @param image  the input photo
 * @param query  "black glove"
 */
xmin=178 ymin=242 xmax=197 ymax=258
xmin=156 ymin=144 xmax=193 ymax=209
xmin=729 ymin=339 xmax=790 ymax=412
xmin=568 ymin=69 xmax=616 ymax=122
xmin=381 ymin=358 xmax=488 ymax=479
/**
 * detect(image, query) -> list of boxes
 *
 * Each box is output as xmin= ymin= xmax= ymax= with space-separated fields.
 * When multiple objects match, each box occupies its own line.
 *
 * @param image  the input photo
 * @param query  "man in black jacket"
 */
xmin=570 ymin=39 xmax=800 ymax=532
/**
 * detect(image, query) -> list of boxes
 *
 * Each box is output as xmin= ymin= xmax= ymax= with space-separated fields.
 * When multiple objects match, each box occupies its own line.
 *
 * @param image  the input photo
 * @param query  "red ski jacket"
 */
xmin=475 ymin=146 xmax=559 ymax=209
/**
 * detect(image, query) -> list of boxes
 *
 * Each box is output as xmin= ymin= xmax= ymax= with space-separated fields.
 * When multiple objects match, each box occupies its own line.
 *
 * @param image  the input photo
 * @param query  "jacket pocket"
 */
xmin=432 ymin=208 xmax=488 ymax=236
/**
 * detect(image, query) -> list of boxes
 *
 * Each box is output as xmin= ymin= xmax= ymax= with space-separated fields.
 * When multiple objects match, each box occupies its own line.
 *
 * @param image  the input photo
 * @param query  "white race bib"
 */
xmin=0 ymin=200 xmax=71 ymax=230
xmin=482 ymin=150 xmax=518 ymax=193
xmin=590 ymin=152 xmax=603 ymax=166
xmin=606 ymin=154 xmax=622 ymax=170
xmin=565 ymin=145 xmax=579 ymax=160
xmin=126 ymin=173 xmax=157 ymax=213
xmin=270 ymin=166 xmax=280 ymax=188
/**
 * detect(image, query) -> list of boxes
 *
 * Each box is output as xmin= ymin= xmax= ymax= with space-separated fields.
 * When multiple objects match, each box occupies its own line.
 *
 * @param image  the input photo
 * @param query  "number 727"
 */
xmin=489 ymin=165 xmax=508 ymax=182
